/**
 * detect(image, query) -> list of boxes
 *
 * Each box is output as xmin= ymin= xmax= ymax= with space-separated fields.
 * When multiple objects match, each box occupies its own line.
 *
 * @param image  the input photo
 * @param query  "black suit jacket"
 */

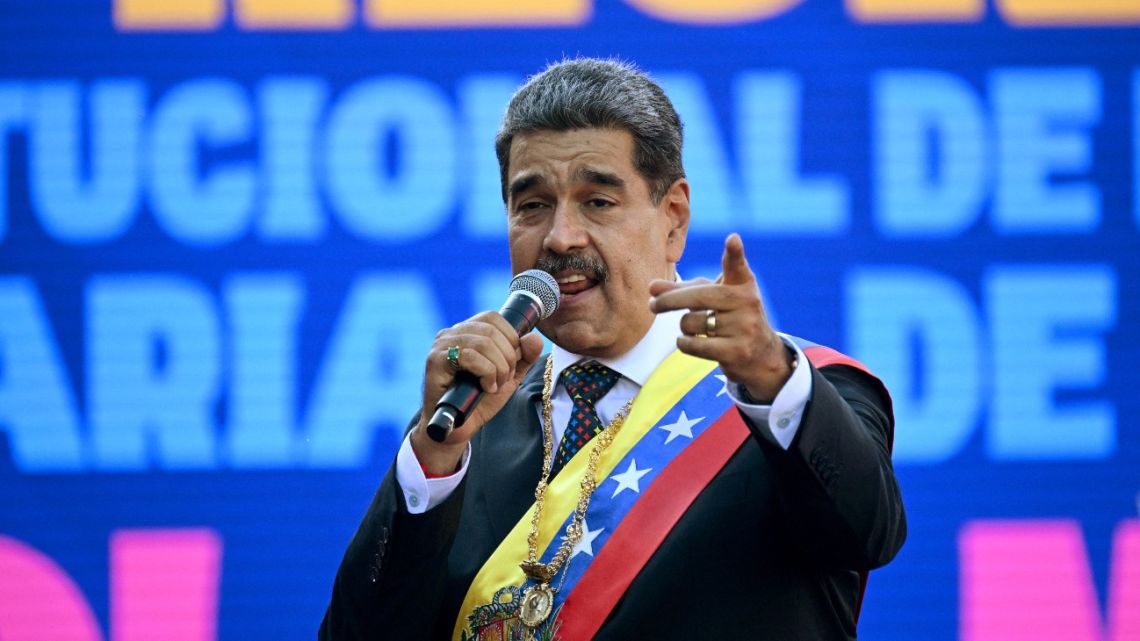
xmin=320 ymin=356 xmax=905 ymax=640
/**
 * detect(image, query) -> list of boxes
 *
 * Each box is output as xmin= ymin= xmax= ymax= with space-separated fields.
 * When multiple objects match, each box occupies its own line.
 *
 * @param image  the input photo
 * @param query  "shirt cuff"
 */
xmin=394 ymin=432 xmax=471 ymax=514
xmin=726 ymin=334 xmax=812 ymax=450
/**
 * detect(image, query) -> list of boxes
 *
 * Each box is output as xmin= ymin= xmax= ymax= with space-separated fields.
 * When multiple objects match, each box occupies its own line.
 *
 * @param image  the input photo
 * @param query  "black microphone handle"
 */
xmin=425 ymin=292 xmax=543 ymax=443
xmin=425 ymin=372 xmax=482 ymax=443
xmin=499 ymin=294 xmax=541 ymax=334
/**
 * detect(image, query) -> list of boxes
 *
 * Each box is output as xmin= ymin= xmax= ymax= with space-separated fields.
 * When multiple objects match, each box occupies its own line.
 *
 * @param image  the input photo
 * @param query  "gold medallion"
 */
xmin=518 ymin=583 xmax=555 ymax=628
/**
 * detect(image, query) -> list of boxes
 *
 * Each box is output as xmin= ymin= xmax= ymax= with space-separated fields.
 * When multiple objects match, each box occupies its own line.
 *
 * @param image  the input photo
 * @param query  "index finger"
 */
xmin=470 ymin=310 xmax=523 ymax=359
xmin=482 ymin=309 xmax=523 ymax=340
xmin=720 ymin=233 xmax=755 ymax=287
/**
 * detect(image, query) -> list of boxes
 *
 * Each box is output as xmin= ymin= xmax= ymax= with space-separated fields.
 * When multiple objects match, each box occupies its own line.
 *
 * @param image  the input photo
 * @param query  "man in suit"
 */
xmin=320 ymin=58 xmax=905 ymax=640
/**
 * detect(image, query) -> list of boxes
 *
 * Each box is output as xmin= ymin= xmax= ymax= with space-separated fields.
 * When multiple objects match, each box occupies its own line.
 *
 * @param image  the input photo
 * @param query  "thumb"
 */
xmin=720 ymin=233 xmax=754 ymax=286
xmin=513 ymin=333 xmax=545 ymax=383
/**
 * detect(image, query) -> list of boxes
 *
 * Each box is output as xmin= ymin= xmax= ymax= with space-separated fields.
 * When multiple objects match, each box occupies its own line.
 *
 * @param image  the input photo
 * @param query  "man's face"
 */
xmin=506 ymin=128 xmax=690 ymax=358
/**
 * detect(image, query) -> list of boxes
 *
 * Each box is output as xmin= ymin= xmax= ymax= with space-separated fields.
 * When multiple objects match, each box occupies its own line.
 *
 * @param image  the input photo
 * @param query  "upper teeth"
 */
xmin=557 ymin=274 xmax=586 ymax=284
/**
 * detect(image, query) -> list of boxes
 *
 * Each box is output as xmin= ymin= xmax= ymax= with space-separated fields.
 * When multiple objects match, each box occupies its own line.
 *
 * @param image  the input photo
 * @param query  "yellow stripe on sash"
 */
xmin=453 ymin=350 xmax=717 ymax=640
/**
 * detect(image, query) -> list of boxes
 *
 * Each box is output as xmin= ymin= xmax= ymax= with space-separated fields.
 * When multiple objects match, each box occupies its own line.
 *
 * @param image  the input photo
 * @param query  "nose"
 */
xmin=542 ymin=204 xmax=589 ymax=254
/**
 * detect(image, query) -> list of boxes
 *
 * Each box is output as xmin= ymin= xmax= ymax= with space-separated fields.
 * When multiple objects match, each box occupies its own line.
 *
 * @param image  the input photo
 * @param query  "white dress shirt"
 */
xmin=396 ymin=309 xmax=813 ymax=514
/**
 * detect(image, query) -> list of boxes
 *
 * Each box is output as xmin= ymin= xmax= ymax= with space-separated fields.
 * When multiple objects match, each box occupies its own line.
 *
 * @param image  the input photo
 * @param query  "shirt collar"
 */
xmin=549 ymin=308 xmax=685 ymax=388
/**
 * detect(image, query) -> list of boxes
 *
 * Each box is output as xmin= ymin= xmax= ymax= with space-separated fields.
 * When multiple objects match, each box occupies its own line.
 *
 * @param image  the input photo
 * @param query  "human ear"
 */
xmin=662 ymin=178 xmax=690 ymax=263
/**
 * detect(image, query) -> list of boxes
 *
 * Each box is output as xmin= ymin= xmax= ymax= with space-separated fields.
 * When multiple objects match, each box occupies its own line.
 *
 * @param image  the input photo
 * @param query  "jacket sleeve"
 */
xmin=744 ymin=363 xmax=907 ymax=570
xmin=318 ymin=460 xmax=467 ymax=641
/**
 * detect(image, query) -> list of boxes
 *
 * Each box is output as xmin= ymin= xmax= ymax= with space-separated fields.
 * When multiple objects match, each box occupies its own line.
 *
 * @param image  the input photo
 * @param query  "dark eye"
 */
xmin=517 ymin=200 xmax=549 ymax=213
xmin=587 ymin=198 xmax=613 ymax=209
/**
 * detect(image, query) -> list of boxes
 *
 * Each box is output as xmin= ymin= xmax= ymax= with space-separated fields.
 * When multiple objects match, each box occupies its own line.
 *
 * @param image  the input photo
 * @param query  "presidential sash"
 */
xmin=454 ymin=339 xmax=890 ymax=641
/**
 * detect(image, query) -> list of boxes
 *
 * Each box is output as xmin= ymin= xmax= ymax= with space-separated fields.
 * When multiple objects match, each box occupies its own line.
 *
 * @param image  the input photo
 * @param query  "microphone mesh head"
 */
xmin=509 ymin=270 xmax=560 ymax=320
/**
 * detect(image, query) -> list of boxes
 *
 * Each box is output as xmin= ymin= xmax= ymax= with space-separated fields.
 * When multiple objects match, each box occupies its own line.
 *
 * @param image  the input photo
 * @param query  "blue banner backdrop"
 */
xmin=0 ymin=1 xmax=1138 ymax=639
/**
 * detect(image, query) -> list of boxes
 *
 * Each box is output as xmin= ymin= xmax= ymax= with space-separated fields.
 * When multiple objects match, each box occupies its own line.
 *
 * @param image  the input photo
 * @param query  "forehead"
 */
xmin=507 ymin=128 xmax=639 ymax=187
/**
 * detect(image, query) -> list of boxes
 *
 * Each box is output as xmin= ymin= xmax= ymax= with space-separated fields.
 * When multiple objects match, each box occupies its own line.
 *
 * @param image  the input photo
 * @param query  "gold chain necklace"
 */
xmin=516 ymin=357 xmax=634 ymax=629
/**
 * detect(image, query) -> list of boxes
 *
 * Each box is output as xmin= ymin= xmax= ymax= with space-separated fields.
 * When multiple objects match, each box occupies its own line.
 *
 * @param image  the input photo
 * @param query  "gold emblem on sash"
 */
xmin=461 ymin=586 xmax=562 ymax=641
xmin=518 ymin=583 xmax=555 ymax=628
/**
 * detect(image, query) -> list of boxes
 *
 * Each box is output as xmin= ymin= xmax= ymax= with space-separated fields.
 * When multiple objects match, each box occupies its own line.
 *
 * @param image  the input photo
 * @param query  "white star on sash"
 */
xmin=609 ymin=459 xmax=652 ymax=498
xmin=715 ymin=374 xmax=729 ymax=397
xmin=657 ymin=411 xmax=703 ymax=445
xmin=566 ymin=518 xmax=604 ymax=558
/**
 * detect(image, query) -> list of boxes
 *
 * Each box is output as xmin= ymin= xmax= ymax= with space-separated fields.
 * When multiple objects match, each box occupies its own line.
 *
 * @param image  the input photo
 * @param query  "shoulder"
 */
xmin=785 ymin=333 xmax=894 ymax=424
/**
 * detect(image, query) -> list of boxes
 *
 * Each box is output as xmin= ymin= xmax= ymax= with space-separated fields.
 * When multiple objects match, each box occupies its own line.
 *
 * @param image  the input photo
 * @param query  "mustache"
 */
xmin=534 ymin=252 xmax=609 ymax=283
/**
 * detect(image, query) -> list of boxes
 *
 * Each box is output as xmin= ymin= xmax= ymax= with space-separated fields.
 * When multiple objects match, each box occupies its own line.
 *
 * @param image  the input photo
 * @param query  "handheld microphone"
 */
xmin=426 ymin=269 xmax=560 ymax=443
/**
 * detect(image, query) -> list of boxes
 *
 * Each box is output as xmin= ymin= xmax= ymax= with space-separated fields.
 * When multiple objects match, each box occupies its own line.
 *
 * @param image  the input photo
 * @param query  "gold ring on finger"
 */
xmin=447 ymin=345 xmax=461 ymax=369
xmin=705 ymin=309 xmax=717 ymax=337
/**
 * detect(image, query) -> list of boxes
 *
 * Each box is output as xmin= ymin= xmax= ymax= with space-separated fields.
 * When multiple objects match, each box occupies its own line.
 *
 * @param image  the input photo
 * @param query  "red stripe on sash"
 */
xmin=556 ymin=351 xmax=893 ymax=629
xmin=555 ymin=351 xmax=894 ymax=637
xmin=802 ymin=344 xmax=863 ymax=370
xmin=555 ymin=407 xmax=749 ymax=640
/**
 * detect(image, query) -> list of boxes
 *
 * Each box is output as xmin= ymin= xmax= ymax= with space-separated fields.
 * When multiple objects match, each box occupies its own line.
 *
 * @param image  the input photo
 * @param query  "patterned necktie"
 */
xmin=551 ymin=360 xmax=621 ymax=476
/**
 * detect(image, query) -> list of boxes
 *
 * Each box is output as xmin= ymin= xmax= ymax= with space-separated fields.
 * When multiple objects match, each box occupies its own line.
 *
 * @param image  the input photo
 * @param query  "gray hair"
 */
xmin=495 ymin=58 xmax=685 ymax=204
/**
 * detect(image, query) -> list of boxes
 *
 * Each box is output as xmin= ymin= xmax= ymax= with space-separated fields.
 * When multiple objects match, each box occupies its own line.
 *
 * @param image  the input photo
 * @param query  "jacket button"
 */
xmin=370 ymin=552 xmax=382 ymax=583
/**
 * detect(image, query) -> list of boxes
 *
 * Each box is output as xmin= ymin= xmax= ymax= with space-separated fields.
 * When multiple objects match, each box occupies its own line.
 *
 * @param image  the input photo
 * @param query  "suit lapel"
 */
xmin=474 ymin=355 xmax=548 ymax=541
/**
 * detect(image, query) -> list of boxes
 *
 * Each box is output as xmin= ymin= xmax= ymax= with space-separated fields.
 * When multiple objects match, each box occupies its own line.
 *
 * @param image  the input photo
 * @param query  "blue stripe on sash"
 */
xmin=528 ymin=366 xmax=733 ymax=612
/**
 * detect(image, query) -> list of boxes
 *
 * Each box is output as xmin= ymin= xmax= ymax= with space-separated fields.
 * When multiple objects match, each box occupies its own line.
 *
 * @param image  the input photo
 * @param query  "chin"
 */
xmin=544 ymin=322 xmax=611 ymax=357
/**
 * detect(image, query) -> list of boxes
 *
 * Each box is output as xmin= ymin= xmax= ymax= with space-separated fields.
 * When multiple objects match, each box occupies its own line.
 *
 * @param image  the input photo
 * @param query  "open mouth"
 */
xmin=555 ymin=272 xmax=600 ymax=297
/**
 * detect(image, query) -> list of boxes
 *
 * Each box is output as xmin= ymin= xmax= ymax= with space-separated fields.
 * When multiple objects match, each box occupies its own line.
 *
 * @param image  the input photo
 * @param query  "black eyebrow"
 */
xmin=507 ymin=168 xmax=625 ymax=202
xmin=508 ymin=174 xmax=544 ymax=202
xmin=574 ymin=167 xmax=625 ymax=190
